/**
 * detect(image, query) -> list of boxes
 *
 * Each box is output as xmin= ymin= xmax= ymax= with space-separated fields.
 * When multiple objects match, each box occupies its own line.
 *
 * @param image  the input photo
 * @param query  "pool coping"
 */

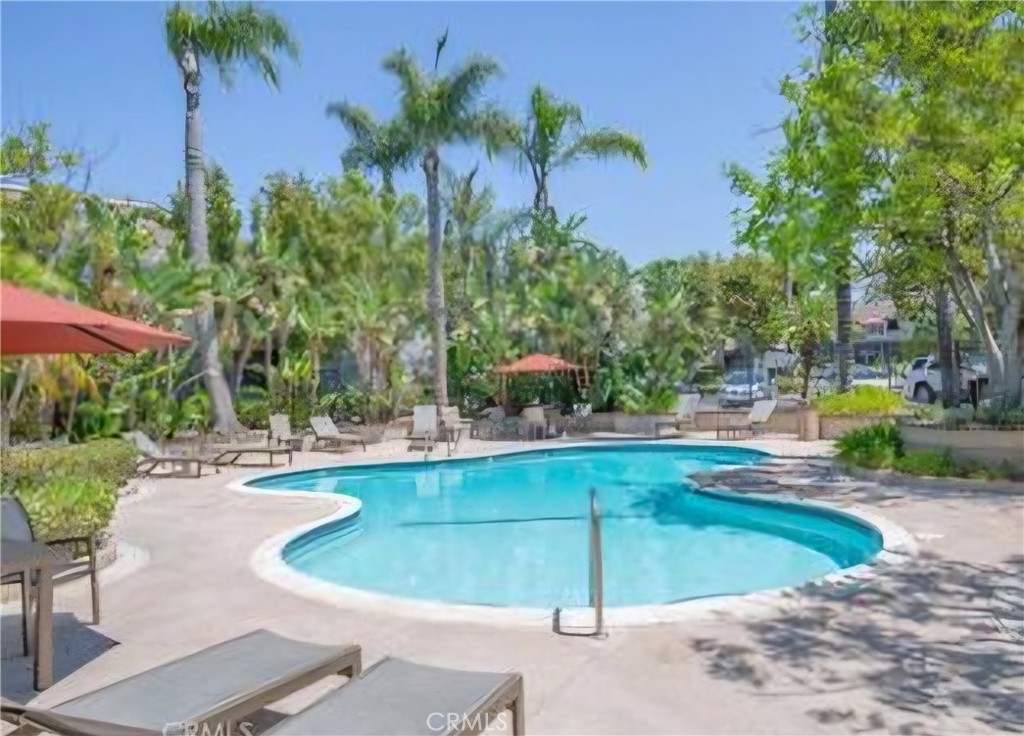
xmin=230 ymin=439 xmax=918 ymax=628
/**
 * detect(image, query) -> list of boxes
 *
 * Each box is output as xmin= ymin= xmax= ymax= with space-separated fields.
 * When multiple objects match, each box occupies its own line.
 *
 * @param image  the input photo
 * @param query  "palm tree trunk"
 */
xmin=310 ymin=346 xmax=321 ymax=403
xmin=835 ymin=265 xmax=853 ymax=393
xmin=181 ymin=48 xmax=241 ymax=433
xmin=264 ymin=334 xmax=274 ymax=396
xmin=423 ymin=147 xmax=449 ymax=409
xmin=232 ymin=331 xmax=255 ymax=395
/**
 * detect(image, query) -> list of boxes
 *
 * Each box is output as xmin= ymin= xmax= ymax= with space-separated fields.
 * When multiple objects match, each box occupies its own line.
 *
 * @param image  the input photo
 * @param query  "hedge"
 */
xmin=0 ymin=438 xmax=136 ymax=541
xmin=812 ymin=385 xmax=905 ymax=416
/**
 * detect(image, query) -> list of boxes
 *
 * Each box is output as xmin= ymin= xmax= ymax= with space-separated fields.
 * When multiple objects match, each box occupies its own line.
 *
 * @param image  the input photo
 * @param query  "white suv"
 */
xmin=901 ymin=356 xmax=979 ymax=404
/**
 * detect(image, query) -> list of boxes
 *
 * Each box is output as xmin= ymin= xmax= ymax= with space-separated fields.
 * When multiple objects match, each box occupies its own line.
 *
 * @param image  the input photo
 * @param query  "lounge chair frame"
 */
xmin=0 ymin=630 xmax=362 ymax=736
xmin=309 ymin=416 xmax=367 ymax=453
xmin=263 ymin=657 xmax=524 ymax=736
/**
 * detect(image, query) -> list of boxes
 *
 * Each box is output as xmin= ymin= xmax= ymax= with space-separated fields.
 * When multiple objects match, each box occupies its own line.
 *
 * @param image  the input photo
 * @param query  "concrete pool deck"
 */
xmin=2 ymin=436 xmax=1022 ymax=734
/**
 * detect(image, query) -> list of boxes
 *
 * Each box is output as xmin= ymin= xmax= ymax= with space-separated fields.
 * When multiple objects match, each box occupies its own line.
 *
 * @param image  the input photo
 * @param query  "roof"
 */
xmin=494 ymin=353 xmax=580 ymax=374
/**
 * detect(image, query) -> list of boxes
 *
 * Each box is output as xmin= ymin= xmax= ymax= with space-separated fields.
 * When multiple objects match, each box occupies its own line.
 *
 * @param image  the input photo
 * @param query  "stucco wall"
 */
xmin=901 ymin=424 xmax=1024 ymax=468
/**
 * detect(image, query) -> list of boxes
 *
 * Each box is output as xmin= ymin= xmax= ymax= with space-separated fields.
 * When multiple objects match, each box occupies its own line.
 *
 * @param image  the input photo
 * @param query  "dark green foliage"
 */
xmin=975 ymin=402 xmax=1024 ymax=428
xmin=0 ymin=439 xmax=136 ymax=541
xmin=235 ymin=395 xmax=271 ymax=430
xmin=892 ymin=449 xmax=956 ymax=478
xmin=835 ymin=423 xmax=904 ymax=469
xmin=838 ymin=426 xmax=1018 ymax=480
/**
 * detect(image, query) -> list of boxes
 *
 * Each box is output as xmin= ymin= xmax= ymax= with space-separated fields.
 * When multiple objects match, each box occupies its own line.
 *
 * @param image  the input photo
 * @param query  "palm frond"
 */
xmin=459 ymin=106 xmax=520 ymax=158
xmin=327 ymin=103 xmax=415 ymax=194
xmin=327 ymin=102 xmax=377 ymax=141
xmin=445 ymin=55 xmax=502 ymax=115
xmin=556 ymin=128 xmax=649 ymax=170
xmin=434 ymin=27 xmax=449 ymax=71
xmin=167 ymin=1 xmax=299 ymax=90
xmin=382 ymin=48 xmax=426 ymax=99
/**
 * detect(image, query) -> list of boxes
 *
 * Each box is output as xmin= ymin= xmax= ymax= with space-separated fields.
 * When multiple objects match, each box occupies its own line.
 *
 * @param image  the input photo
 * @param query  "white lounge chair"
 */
xmin=519 ymin=405 xmax=549 ymax=441
xmin=716 ymin=399 xmax=778 ymax=439
xmin=309 ymin=416 xmax=366 ymax=452
xmin=408 ymin=405 xmax=437 ymax=452
xmin=269 ymin=413 xmax=304 ymax=450
xmin=654 ymin=393 xmax=702 ymax=437
xmin=125 ymin=431 xmax=292 ymax=476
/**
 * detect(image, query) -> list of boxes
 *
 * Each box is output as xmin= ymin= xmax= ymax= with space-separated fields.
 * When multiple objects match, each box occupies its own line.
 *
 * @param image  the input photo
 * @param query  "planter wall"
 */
xmin=901 ymin=424 xmax=1024 ymax=468
xmin=818 ymin=414 xmax=896 ymax=440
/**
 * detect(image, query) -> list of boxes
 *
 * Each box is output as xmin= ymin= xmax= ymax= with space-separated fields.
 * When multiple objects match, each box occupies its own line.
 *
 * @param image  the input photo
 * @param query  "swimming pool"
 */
xmin=245 ymin=444 xmax=883 ymax=610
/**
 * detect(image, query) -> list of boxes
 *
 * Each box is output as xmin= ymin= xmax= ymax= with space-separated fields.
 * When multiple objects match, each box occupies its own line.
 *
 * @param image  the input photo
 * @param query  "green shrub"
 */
xmin=975 ymin=401 xmax=1024 ymax=428
xmin=837 ymin=427 xmax=1019 ymax=481
xmin=813 ymin=385 xmax=905 ymax=416
xmin=236 ymin=396 xmax=271 ymax=429
xmin=775 ymin=373 xmax=802 ymax=396
xmin=835 ymin=423 xmax=904 ymax=469
xmin=892 ymin=449 xmax=955 ymax=477
xmin=0 ymin=438 xmax=135 ymax=541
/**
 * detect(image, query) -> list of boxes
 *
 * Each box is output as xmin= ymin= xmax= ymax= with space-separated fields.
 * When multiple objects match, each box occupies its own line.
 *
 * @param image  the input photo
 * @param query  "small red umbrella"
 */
xmin=494 ymin=353 xmax=580 ymax=374
xmin=0 ymin=281 xmax=191 ymax=356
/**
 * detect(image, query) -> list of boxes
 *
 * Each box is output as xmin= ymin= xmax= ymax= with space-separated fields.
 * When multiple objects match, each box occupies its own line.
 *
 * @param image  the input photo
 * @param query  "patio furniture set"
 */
xmin=1 ymin=629 xmax=525 ymax=735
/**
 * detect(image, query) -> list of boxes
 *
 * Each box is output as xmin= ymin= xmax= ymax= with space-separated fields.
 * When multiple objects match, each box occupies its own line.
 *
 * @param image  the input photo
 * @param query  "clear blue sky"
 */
xmin=1 ymin=1 xmax=808 ymax=265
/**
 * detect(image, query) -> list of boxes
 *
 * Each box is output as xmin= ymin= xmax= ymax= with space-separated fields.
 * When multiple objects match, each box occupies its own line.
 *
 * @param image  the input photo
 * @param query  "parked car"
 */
xmin=718 ymin=369 xmax=766 ymax=406
xmin=901 ymin=356 xmax=981 ymax=404
xmin=810 ymin=363 xmax=893 ymax=393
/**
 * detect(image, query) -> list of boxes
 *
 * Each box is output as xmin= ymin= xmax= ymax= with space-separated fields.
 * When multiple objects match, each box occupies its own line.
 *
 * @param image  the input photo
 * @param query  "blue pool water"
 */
xmin=248 ymin=445 xmax=882 ymax=608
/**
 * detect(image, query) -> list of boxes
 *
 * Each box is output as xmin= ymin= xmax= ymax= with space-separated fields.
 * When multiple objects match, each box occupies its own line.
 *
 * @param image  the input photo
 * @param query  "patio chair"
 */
xmin=519 ymin=405 xmax=549 ymax=441
xmin=471 ymin=406 xmax=505 ymax=440
xmin=440 ymin=406 xmax=472 ymax=447
xmin=716 ymin=399 xmax=778 ymax=439
xmin=309 ymin=415 xmax=367 ymax=452
xmin=263 ymin=657 xmax=524 ymax=736
xmin=125 ymin=431 xmax=291 ymax=476
xmin=654 ymin=393 xmax=702 ymax=438
xmin=0 ymin=630 xmax=362 ymax=736
xmin=269 ymin=413 xmax=304 ymax=451
xmin=1 ymin=496 xmax=99 ymax=654
xmin=407 ymin=405 xmax=437 ymax=452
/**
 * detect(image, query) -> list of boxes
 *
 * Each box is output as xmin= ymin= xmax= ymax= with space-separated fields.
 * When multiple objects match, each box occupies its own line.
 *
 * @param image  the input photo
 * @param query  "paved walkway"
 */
xmin=2 ymin=437 xmax=1021 ymax=734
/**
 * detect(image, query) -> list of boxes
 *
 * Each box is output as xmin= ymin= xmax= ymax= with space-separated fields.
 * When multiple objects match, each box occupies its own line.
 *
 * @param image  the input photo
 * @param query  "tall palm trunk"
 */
xmin=180 ymin=45 xmax=241 ymax=433
xmin=423 ymin=147 xmax=449 ymax=409
xmin=824 ymin=0 xmax=853 ymax=395
xmin=835 ymin=270 xmax=853 ymax=392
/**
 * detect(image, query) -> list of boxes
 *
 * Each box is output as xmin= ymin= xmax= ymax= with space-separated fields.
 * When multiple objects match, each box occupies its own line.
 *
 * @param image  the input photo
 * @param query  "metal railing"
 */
xmin=553 ymin=487 xmax=605 ymax=637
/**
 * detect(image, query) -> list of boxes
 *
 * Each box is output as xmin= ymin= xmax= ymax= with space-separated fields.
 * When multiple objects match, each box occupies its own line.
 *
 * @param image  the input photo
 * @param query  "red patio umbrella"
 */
xmin=494 ymin=353 xmax=580 ymax=374
xmin=0 ymin=281 xmax=191 ymax=356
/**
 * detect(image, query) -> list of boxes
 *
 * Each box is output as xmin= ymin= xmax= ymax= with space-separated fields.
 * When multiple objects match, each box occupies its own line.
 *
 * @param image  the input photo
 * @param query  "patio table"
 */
xmin=1 ymin=539 xmax=54 ymax=689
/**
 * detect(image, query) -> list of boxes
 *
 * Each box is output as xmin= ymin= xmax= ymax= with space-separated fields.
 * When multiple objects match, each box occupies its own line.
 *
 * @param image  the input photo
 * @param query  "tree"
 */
xmin=169 ymin=162 xmax=242 ymax=264
xmin=325 ymin=104 xmax=412 ymax=198
xmin=164 ymin=1 xmax=298 ymax=432
xmin=334 ymin=36 xmax=513 ymax=409
xmin=511 ymin=86 xmax=648 ymax=214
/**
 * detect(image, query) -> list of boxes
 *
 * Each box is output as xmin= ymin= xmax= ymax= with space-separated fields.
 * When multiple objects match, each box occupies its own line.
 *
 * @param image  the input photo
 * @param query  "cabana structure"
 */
xmin=493 ymin=353 xmax=583 ymax=410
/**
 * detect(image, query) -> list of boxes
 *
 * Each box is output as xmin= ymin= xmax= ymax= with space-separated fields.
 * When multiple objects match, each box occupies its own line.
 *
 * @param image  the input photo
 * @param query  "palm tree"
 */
xmin=329 ymin=36 xmax=513 ymax=409
xmin=164 ymin=1 xmax=298 ymax=432
xmin=326 ymin=105 xmax=412 ymax=198
xmin=514 ymin=86 xmax=648 ymax=214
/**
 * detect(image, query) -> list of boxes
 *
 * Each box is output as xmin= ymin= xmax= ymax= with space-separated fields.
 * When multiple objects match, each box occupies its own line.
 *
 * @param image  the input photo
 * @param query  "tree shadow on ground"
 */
xmin=692 ymin=552 xmax=1024 ymax=733
xmin=0 ymin=611 xmax=119 ymax=702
